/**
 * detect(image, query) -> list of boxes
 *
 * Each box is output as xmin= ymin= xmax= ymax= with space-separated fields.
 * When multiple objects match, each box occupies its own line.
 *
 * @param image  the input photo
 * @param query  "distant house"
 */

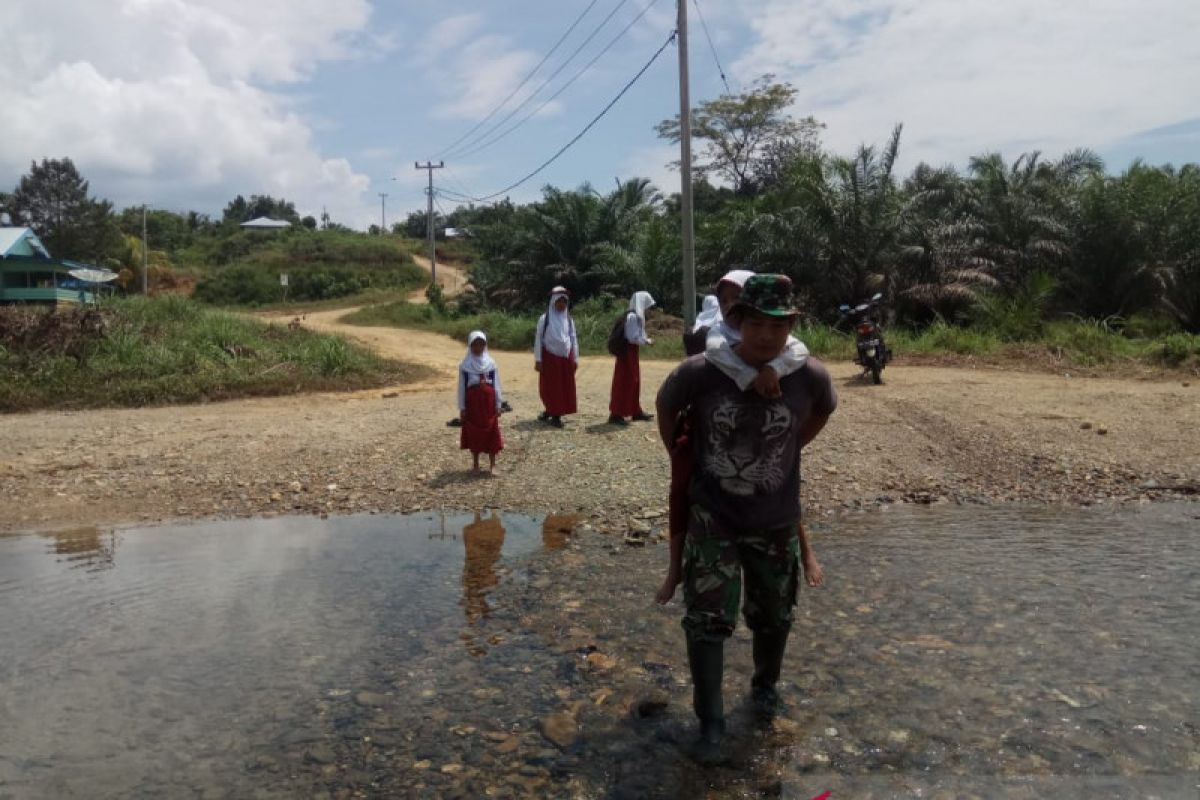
xmin=239 ymin=216 xmax=292 ymax=229
xmin=443 ymin=227 xmax=470 ymax=239
xmin=0 ymin=226 xmax=117 ymax=307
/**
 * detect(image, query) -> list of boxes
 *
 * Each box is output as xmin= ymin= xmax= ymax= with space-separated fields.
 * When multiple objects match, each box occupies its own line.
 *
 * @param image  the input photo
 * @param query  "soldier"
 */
xmin=655 ymin=274 xmax=835 ymax=763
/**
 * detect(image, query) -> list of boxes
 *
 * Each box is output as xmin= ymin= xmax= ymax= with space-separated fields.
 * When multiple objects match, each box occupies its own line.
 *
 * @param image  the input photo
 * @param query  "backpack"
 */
xmin=606 ymin=312 xmax=630 ymax=356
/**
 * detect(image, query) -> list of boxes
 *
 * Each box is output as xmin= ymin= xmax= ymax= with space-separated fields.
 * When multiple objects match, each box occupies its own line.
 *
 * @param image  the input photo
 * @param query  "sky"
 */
xmin=2 ymin=0 xmax=1197 ymax=230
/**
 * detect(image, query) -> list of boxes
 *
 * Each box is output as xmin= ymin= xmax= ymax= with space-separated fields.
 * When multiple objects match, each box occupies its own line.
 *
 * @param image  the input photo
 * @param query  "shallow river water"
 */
xmin=1 ymin=504 xmax=1197 ymax=799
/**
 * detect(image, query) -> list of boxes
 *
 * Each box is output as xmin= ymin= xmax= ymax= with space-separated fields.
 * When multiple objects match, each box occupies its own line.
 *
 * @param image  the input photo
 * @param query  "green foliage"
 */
xmin=187 ymin=230 xmax=426 ymax=306
xmin=656 ymin=75 xmax=823 ymax=196
xmin=972 ymin=272 xmax=1059 ymax=341
xmin=1157 ymin=333 xmax=1200 ymax=366
xmin=0 ymin=297 xmax=418 ymax=411
xmin=4 ymin=158 xmax=125 ymax=262
xmin=192 ymin=265 xmax=280 ymax=305
xmin=221 ymin=194 xmax=301 ymax=226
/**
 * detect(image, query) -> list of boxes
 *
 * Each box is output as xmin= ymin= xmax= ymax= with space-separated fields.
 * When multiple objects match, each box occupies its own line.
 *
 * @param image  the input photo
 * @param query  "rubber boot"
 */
xmin=750 ymin=629 xmax=790 ymax=719
xmin=686 ymin=638 xmax=726 ymax=764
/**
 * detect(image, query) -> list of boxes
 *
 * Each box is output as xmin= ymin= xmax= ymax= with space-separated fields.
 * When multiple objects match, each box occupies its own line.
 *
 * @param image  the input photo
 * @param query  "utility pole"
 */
xmin=141 ymin=205 xmax=148 ymax=296
xmin=676 ymin=0 xmax=696 ymax=327
xmin=378 ymin=192 xmax=388 ymax=234
xmin=414 ymin=161 xmax=444 ymax=288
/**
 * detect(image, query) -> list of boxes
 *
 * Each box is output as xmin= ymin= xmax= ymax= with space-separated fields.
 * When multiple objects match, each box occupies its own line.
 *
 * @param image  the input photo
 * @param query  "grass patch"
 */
xmin=0 ymin=297 xmax=428 ymax=412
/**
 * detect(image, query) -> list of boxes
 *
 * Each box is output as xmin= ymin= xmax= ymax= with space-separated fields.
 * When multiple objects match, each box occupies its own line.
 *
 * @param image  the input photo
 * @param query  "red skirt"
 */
xmin=539 ymin=350 xmax=577 ymax=416
xmin=609 ymin=343 xmax=643 ymax=417
xmin=461 ymin=383 xmax=503 ymax=455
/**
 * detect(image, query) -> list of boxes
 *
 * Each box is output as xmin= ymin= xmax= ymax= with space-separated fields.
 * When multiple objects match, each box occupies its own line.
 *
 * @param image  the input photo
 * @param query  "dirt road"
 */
xmin=1 ymin=312 xmax=1196 ymax=533
xmin=406 ymin=254 xmax=468 ymax=303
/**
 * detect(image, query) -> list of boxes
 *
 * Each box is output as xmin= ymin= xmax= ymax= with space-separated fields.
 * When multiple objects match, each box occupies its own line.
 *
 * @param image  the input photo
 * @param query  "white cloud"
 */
xmin=0 ymin=0 xmax=380 ymax=225
xmin=620 ymin=144 xmax=682 ymax=198
xmin=732 ymin=0 xmax=1200 ymax=169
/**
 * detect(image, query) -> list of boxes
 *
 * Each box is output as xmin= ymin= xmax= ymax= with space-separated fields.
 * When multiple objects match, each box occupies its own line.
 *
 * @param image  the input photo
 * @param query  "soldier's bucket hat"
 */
xmin=731 ymin=273 xmax=800 ymax=318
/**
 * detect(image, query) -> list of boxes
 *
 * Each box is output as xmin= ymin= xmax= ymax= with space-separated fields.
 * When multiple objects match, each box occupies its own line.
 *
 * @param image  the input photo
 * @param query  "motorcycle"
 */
xmin=839 ymin=293 xmax=891 ymax=384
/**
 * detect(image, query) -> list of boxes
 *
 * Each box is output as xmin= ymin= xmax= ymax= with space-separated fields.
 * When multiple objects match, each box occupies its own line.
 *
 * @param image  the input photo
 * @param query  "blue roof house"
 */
xmin=0 ymin=227 xmax=117 ymax=306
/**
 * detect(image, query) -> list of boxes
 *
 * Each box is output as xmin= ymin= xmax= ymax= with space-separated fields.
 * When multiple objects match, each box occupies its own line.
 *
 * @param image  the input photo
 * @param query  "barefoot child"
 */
xmin=458 ymin=331 xmax=504 ymax=473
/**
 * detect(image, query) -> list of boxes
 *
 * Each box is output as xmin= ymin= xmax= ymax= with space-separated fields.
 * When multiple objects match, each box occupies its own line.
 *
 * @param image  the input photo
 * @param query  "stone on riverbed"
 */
xmin=539 ymin=713 xmax=578 ymax=749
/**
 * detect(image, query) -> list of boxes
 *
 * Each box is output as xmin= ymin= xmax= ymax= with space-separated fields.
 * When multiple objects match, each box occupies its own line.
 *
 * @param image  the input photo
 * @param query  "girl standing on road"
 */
xmin=534 ymin=287 xmax=578 ymax=428
xmin=608 ymin=290 xmax=656 ymax=426
xmin=459 ymin=331 xmax=504 ymax=473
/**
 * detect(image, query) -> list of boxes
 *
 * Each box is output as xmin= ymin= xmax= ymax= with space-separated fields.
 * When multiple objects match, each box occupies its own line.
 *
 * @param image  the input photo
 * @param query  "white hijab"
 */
xmin=541 ymin=290 xmax=574 ymax=358
xmin=460 ymin=330 xmax=496 ymax=375
xmin=628 ymin=290 xmax=656 ymax=323
xmin=719 ymin=269 xmax=755 ymax=289
xmin=693 ymin=294 xmax=721 ymax=332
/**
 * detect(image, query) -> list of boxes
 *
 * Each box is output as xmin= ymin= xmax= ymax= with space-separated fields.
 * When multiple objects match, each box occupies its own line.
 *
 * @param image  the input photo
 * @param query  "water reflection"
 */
xmin=36 ymin=526 xmax=117 ymax=570
xmin=0 ymin=511 xmax=546 ymax=798
xmin=541 ymin=513 xmax=579 ymax=551
xmin=461 ymin=511 xmax=505 ymax=624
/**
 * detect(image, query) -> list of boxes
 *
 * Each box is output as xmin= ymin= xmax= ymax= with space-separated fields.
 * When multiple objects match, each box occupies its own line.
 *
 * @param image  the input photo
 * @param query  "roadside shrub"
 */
xmin=193 ymin=265 xmax=279 ymax=305
xmin=1158 ymin=333 xmax=1200 ymax=365
xmin=909 ymin=320 xmax=1000 ymax=355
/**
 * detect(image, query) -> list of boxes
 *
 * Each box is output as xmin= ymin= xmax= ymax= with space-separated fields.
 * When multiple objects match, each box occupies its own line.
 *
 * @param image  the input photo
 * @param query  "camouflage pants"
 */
xmin=681 ymin=505 xmax=799 ymax=643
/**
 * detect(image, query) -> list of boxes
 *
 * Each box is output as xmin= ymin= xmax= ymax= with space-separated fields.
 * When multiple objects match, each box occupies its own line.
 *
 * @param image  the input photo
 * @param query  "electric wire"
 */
xmin=453 ymin=29 xmax=677 ymax=203
xmin=442 ymin=0 xmax=631 ymax=159
xmin=436 ymin=0 xmax=603 ymax=158
xmin=692 ymin=0 xmax=731 ymax=94
xmin=450 ymin=0 xmax=660 ymax=160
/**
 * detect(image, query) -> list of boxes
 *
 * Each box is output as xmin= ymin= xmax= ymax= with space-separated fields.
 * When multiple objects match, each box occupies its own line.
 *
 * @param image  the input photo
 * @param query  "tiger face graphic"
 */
xmin=701 ymin=397 xmax=793 ymax=496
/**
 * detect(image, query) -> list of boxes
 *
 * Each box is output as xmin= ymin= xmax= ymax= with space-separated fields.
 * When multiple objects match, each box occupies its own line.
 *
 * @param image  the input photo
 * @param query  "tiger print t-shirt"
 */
xmin=657 ymin=353 xmax=836 ymax=532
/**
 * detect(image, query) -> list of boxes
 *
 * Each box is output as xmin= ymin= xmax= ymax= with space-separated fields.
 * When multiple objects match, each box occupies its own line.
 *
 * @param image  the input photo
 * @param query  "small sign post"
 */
xmin=280 ymin=273 xmax=289 ymax=303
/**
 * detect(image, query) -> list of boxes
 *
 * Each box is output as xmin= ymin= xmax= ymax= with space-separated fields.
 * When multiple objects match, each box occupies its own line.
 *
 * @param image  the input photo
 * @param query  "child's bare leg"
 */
xmin=472 ymin=453 xmax=481 ymax=472
xmin=488 ymin=453 xmax=496 ymax=473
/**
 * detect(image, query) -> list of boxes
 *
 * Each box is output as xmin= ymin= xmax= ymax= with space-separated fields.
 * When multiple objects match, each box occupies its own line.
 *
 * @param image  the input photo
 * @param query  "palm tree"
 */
xmin=896 ymin=164 xmax=997 ymax=322
xmin=965 ymin=149 xmax=1103 ymax=291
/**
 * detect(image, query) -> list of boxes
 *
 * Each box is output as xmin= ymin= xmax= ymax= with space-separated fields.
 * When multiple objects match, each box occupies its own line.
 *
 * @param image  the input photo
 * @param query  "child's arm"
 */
xmin=797 ymin=521 xmax=824 ymax=587
xmin=752 ymin=336 xmax=810 ymax=398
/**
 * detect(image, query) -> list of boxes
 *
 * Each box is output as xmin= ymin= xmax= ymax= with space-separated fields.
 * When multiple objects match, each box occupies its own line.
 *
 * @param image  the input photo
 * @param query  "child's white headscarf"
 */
xmin=718 ymin=269 xmax=755 ymax=290
xmin=693 ymin=294 xmax=721 ymax=332
xmin=460 ymin=330 xmax=496 ymax=374
xmin=459 ymin=330 xmax=502 ymax=410
xmin=628 ymin=290 xmax=656 ymax=323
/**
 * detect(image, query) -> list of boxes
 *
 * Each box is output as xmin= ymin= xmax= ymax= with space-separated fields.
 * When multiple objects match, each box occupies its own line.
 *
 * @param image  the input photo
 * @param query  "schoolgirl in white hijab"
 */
xmin=458 ymin=330 xmax=502 ymax=412
xmin=624 ymin=290 xmax=656 ymax=345
xmin=534 ymin=286 xmax=579 ymax=426
xmin=534 ymin=287 xmax=579 ymax=363
xmin=692 ymin=295 xmax=721 ymax=332
xmin=459 ymin=330 xmax=504 ymax=471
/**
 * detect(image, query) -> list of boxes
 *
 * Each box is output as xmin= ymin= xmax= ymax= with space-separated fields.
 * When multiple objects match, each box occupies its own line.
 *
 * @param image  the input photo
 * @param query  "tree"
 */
xmin=656 ymin=76 xmax=823 ymax=196
xmin=301 ymin=215 xmax=317 ymax=230
xmin=965 ymin=149 xmax=1103 ymax=291
xmin=895 ymin=164 xmax=997 ymax=322
xmin=221 ymin=194 xmax=301 ymax=226
xmin=6 ymin=158 xmax=124 ymax=261
xmin=115 ymin=207 xmax=194 ymax=254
